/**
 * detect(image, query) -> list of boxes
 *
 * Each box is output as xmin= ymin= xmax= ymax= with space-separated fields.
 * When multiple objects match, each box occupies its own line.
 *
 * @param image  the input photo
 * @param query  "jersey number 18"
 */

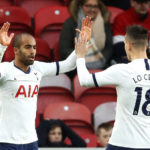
xmin=133 ymin=87 xmax=150 ymax=116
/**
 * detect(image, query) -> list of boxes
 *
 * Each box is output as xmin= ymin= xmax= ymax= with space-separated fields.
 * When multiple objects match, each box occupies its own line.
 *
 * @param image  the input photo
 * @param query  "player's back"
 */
xmin=109 ymin=59 xmax=150 ymax=148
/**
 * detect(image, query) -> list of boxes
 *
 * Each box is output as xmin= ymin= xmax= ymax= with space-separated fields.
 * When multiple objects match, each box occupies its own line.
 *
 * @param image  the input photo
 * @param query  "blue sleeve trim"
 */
xmin=144 ymin=59 xmax=150 ymax=70
xmin=92 ymin=73 xmax=98 ymax=87
xmin=56 ymin=62 xmax=59 ymax=75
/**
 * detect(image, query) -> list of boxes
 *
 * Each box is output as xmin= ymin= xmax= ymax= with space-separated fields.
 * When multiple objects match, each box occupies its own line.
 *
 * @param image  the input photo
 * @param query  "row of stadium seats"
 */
xmin=0 ymin=5 xmax=70 ymax=50
xmin=0 ymin=0 xmax=70 ymax=17
xmin=35 ymin=73 xmax=116 ymax=143
xmin=36 ymin=101 xmax=116 ymax=147
xmin=0 ymin=5 xmax=124 ymax=62
xmin=37 ymin=73 xmax=117 ymax=114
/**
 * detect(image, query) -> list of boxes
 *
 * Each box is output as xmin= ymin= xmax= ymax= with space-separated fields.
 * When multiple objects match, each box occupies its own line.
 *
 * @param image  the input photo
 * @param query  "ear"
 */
xmin=14 ymin=47 xmax=18 ymax=55
xmin=128 ymin=42 xmax=132 ymax=51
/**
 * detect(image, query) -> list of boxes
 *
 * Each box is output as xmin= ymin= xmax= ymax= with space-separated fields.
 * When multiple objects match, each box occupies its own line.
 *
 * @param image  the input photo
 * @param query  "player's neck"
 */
xmin=14 ymin=60 xmax=30 ymax=72
xmin=130 ymin=52 xmax=147 ymax=61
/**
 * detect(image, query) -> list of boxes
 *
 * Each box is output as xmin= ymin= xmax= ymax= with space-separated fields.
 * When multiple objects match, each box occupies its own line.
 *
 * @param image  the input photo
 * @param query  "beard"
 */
xmin=19 ymin=54 xmax=35 ymax=66
xmin=24 ymin=59 xmax=34 ymax=66
xmin=18 ymin=49 xmax=35 ymax=66
xmin=20 ymin=58 xmax=34 ymax=66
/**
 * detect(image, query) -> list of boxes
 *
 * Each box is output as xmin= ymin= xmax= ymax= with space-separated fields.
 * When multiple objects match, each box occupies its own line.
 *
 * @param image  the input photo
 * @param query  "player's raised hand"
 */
xmin=76 ymin=16 xmax=92 ymax=41
xmin=0 ymin=22 xmax=14 ymax=46
xmin=75 ymin=31 xmax=92 ymax=58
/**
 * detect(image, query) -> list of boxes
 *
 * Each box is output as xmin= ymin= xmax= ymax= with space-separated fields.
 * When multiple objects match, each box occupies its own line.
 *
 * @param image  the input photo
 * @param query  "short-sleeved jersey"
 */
xmin=0 ymin=61 xmax=59 ymax=144
xmin=77 ymin=58 xmax=150 ymax=148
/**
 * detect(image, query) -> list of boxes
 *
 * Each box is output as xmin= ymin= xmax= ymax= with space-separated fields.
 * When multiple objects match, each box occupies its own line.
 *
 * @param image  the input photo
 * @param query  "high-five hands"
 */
xmin=76 ymin=16 xmax=92 ymax=42
xmin=75 ymin=32 xmax=92 ymax=58
xmin=0 ymin=22 xmax=14 ymax=46
xmin=75 ymin=16 xmax=92 ymax=58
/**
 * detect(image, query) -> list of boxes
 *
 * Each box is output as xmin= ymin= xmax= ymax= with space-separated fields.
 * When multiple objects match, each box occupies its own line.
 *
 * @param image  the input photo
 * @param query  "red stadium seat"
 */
xmin=15 ymin=0 xmax=65 ymax=17
xmin=43 ymin=102 xmax=94 ymax=134
xmin=34 ymin=5 xmax=70 ymax=49
xmin=73 ymin=75 xmax=117 ymax=113
xmin=3 ymin=39 xmax=14 ymax=62
xmin=0 ymin=6 xmax=32 ymax=34
xmin=0 ymin=0 xmax=15 ymax=6
xmin=35 ymin=38 xmax=52 ymax=62
xmin=53 ymin=41 xmax=59 ymax=61
xmin=107 ymin=6 xmax=124 ymax=25
xmin=73 ymin=70 xmax=103 ymax=100
xmin=80 ymin=134 xmax=97 ymax=147
xmin=63 ymin=0 xmax=71 ymax=6
xmin=65 ymin=133 xmax=97 ymax=147
xmin=37 ymin=74 xmax=74 ymax=114
xmin=37 ymin=87 xmax=74 ymax=115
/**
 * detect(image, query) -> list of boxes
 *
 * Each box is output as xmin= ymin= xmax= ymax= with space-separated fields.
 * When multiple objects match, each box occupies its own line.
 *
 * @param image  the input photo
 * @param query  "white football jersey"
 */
xmin=77 ymin=58 xmax=150 ymax=148
xmin=0 ymin=61 xmax=60 ymax=144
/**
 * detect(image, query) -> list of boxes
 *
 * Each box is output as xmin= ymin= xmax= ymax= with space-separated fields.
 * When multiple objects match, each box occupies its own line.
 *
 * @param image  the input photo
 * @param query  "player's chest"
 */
xmin=6 ymin=69 xmax=42 ymax=82
xmin=2 ymin=70 xmax=42 ymax=99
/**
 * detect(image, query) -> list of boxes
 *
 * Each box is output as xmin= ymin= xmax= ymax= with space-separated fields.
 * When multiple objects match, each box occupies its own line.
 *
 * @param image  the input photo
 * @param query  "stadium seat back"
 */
xmin=79 ymin=87 xmax=117 ymax=113
xmin=43 ymin=102 xmax=91 ymax=124
xmin=0 ymin=6 xmax=32 ymax=34
xmin=65 ymin=133 xmax=97 ymax=147
xmin=73 ymin=75 xmax=117 ymax=113
xmin=73 ymin=70 xmax=103 ymax=100
xmin=107 ymin=6 xmax=124 ymax=25
xmin=37 ymin=87 xmax=74 ymax=114
xmin=34 ymin=5 xmax=70 ymax=49
xmin=35 ymin=38 xmax=52 ymax=62
xmin=16 ymin=0 xmax=65 ymax=17
xmin=43 ymin=102 xmax=94 ymax=134
xmin=64 ymin=120 xmax=94 ymax=135
xmin=0 ymin=0 xmax=14 ymax=6
xmin=3 ymin=39 xmax=14 ymax=62
xmin=53 ymin=41 xmax=59 ymax=61
xmin=80 ymin=134 xmax=97 ymax=147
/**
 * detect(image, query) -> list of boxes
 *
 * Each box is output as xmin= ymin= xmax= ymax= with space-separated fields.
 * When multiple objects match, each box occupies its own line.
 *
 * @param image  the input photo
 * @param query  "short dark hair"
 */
xmin=97 ymin=122 xmax=113 ymax=133
xmin=126 ymin=25 xmax=148 ymax=47
xmin=13 ymin=33 xmax=34 ymax=48
xmin=49 ymin=124 xmax=62 ymax=131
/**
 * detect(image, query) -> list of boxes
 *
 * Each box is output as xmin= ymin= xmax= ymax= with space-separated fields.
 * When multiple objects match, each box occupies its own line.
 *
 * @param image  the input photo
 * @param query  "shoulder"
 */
xmin=32 ymin=60 xmax=45 ymax=67
xmin=31 ymin=61 xmax=56 ymax=73
xmin=106 ymin=63 xmax=130 ymax=74
xmin=0 ymin=61 xmax=12 ymax=68
xmin=110 ymin=63 xmax=128 ymax=69
xmin=31 ymin=61 xmax=44 ymax=71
